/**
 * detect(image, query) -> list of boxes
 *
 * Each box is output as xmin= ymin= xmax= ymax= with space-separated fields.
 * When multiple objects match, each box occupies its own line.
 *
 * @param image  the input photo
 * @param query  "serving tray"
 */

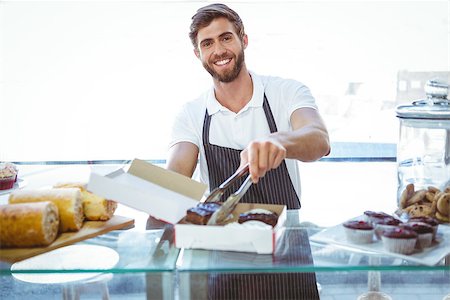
xmin=0 ymin=215 xmax=134 ymax=263
xmin=310 ymin=219 xmax=450 ymax=266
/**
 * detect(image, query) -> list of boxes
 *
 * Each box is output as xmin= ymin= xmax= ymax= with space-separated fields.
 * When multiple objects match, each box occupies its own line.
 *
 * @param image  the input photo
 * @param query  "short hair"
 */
xmin=189 ymin=3 xmax=245 ymax=49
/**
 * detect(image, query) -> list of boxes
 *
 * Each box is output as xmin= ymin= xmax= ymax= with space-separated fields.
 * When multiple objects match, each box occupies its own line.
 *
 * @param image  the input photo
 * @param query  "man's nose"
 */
xmin=213 ymin=42 xmax=227 ymax=56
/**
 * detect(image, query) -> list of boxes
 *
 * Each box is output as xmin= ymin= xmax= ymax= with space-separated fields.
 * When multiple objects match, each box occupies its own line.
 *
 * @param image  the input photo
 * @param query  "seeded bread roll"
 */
xmin=9 ymin=188 xmax=84 ymax=232
xmin=54 ymin=182 xmax=117 ymax=221
xmin=0 ymin=202 xmax=59 ymax=248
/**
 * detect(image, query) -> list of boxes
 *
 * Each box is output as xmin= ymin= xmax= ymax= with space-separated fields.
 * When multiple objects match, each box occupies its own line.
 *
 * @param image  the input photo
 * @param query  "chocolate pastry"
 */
xmin=382 ymin=227 xmax=418 ymax=239
xmin=343 ymin=220 xmax=374 ymax=230
xmin=238 ymin=209 xmax=279 ymax=227
xmin=185 ymin=202 xmax=221 ymax=225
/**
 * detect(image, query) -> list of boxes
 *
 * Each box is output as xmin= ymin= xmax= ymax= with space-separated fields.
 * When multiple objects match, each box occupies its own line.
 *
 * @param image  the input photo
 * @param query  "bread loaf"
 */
xmin=0 ymin=202 xmax=59 ymax=248
xmin=9 ymin=188 xmax=84 ymax=232
xmin=54 ymin=182 xmax=117 ymax=221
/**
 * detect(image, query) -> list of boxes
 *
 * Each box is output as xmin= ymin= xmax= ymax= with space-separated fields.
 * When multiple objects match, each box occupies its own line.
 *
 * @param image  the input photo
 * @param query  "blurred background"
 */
xmin=0 ymin=0 xmax=449 ymax=162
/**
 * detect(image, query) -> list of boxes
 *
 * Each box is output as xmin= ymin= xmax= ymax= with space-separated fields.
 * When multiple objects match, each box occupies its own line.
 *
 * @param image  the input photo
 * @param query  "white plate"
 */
xmin=11 ymin=245 xmax=119 ymax=284
xmin=0 ymin=178 xmax=27 ymax=196
xmin=310 ymin=220 xmax=450 ymax=266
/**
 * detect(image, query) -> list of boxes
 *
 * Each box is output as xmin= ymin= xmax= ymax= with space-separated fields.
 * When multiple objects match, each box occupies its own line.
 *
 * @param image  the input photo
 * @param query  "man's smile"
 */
xmin=214 ymin=58 xmax=232 ymax=66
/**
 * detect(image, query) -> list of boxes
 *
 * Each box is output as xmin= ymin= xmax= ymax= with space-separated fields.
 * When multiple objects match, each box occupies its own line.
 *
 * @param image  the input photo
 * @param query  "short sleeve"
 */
xmin=168 ymin=104 xmax=200 ymax=149
xmin=288 ymin=82 xmax=318 ymax=116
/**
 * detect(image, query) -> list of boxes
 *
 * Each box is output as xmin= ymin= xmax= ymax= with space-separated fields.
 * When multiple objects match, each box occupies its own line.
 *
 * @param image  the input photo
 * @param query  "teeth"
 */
xmin=215 ymin=58 xmax=231 ymax=66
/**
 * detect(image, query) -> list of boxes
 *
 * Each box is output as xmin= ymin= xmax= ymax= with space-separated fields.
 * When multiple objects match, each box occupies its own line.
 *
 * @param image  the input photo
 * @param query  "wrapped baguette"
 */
xmin=54 ymin=182 xmax=117 ymax=221
xmin=9 ymin=188 xmax=84 ymax=232
xmin=0 ymin=202 xmax=59 ymax=248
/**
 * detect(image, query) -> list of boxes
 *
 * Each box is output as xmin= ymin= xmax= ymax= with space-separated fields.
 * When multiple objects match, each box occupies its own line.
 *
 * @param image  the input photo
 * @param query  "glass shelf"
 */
xmin=1 ymin=164 xmax=449 ymax=299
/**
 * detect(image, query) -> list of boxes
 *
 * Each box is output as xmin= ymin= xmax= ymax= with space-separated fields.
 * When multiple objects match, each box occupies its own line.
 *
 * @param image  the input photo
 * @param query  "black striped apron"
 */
xmin=203 ymin=94 xmax=300 ymax=209
xmin=203 ymin=94 xmax=319 ymax=300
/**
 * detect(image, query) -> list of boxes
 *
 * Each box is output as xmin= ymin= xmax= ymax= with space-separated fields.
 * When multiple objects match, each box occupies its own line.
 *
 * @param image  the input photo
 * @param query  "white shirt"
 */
xmin=169 ymin=71 xmax=318 ymax=199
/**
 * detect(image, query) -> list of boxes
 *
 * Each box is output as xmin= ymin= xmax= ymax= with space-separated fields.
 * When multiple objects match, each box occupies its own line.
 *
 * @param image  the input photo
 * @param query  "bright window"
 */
xmin=1 ymin=1 xmax=448 ymax=162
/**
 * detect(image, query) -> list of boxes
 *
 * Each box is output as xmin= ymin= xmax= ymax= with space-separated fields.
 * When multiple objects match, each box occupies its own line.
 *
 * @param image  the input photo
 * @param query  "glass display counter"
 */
xmin=0 ymin=164 xmax=449 ymax=299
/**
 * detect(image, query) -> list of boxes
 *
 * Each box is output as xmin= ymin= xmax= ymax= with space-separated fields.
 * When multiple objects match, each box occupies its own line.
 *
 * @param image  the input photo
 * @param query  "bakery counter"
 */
xmin=0 ymin=163 xmax=180 ymax=299
xmin=0 ymin=229 xmax=179 ymax=299
xmin=1 ymin=225 xmax=448 ymax=299
xmin=176 ymin=218 xmax=450 ymax=299
xmin=0 ymin=163 xmax=449 ymax=299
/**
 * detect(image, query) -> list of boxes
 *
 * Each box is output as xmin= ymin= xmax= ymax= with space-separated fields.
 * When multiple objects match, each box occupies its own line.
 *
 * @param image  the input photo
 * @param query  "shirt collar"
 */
xmin=206 ymin=71 xmax=265 ymax=115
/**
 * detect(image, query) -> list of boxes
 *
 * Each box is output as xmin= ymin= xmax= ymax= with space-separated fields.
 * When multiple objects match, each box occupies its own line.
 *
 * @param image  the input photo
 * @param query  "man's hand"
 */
xmin=238 ymin=108 xmax=330 ymax=184
xmin=240 ymin=137 xmax=287 ymax=183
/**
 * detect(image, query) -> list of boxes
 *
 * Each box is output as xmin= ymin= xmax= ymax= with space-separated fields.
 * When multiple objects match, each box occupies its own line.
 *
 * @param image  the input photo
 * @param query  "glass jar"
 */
xmin=396 ymin=79 xmax=450 ymax=219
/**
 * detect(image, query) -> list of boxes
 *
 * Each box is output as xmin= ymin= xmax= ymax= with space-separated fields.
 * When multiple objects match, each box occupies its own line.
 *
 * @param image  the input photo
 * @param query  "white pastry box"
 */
xmin=87 ymin=159 xmax=287 ymax=254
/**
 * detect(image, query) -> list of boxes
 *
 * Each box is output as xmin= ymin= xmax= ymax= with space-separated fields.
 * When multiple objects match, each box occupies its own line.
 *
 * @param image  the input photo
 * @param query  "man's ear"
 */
xmin=194 ymin=48 xmax=200 ymax=59
xmin=242 ymin=34 xmax=248 ymax=49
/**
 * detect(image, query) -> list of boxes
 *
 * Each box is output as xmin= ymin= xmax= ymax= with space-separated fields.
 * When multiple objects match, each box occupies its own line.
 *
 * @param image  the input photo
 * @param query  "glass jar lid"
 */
xmin=396 ymin=79 xmax=450 ymax=120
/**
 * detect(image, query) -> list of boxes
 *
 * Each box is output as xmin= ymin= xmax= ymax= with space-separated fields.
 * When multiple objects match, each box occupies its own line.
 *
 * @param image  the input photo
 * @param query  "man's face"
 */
xmin=195 ymin=17 xmax=247 ymax=83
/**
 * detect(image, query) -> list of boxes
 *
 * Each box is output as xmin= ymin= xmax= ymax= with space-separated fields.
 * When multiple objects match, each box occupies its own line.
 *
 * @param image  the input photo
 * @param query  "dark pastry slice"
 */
xmin=185 ymin=202 xmax=222 ymax=225
xmin=238 ymin=209 xmax=279 ymax=227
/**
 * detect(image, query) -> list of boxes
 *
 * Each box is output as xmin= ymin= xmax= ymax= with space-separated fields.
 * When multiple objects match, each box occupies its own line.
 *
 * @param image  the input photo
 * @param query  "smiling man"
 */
xmin=165 ymin=3 xmax=329 ymax=299
xmin=167 ymin=3 xmax=329 ymax=208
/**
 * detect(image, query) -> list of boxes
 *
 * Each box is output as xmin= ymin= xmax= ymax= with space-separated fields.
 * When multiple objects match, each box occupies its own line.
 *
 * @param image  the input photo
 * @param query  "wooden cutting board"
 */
xmin=0 ymin=215 xmax=134 ymax=263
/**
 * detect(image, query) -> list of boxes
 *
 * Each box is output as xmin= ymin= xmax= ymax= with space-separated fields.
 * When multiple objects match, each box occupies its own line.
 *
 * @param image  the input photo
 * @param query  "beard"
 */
xmin=202 ymin=49 xmax=245 ymax=83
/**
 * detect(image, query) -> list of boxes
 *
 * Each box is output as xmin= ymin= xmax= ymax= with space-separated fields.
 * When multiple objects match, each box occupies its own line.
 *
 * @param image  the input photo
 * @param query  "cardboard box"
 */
xmin=176 ymin=202 xmax=286 ymax=254
xmin=87 ymin=159 xmax=287 ymax=254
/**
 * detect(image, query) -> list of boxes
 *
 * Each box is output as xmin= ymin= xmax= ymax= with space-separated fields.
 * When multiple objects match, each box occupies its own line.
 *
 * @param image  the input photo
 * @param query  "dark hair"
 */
xmin=189 ymin=3 xmax=245 ymax=49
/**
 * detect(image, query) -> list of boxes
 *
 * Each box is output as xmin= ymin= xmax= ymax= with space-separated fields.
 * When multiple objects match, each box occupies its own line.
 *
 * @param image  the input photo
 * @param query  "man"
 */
xmin=166 ymin=3 xmax=329 ymax=299
xmin=167 ymin=3 xmax=330 ymax=209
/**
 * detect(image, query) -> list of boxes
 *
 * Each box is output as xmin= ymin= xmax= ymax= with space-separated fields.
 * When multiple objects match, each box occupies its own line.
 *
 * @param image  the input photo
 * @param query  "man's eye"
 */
xmin=222 ymin=35 xmax=232 ymax=42
xmin=201 ymin=41 xmax=212 ymax=48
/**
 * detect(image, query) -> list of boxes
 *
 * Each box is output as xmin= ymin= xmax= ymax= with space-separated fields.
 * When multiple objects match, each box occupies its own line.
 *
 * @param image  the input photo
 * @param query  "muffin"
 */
xmin=363 ymin=211 xmax=393 ymax=224
xmin=381 ymin=227 xmax=418 ymax=254
xmin=372 ymin=217 xmax=403 ymax=239
xmin=342 ymin=220 xmax=375 ymax=244
xmin=408 ymin=216 xmax=439 ymax=240
xmin=0 ymin=163 xmax=17 ymax=190
xmin=400 ymin=222 xmax=434 ymax=249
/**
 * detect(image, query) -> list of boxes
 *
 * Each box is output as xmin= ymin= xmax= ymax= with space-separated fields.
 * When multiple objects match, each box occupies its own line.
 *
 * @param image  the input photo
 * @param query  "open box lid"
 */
xmin=87 ymin=159 xmax=207 ymax=224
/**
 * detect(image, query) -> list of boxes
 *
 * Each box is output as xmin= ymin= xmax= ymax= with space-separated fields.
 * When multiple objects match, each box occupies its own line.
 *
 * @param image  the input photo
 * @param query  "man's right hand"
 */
xmin=239 ymin=136 xmax=287 ymax=184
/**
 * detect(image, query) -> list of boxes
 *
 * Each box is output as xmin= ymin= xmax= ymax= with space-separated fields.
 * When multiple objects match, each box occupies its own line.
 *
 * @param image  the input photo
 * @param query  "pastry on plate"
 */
xmin=342 ymin=220 xmax=375 ymax=244
xmin=381 ymin=227 xmax=417 ymax=255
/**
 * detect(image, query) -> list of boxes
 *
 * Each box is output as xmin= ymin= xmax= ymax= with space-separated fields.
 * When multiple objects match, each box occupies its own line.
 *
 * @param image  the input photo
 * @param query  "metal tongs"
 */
xmin=205 ymin=164 xmax=252 ymax=225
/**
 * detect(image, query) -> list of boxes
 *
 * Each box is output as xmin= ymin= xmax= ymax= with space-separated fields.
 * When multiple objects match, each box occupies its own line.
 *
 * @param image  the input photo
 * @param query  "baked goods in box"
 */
xmin=185 ymin=202 xmax=222 ymax=225
xmin=342 ymin=220 xmax=374 ymax=244
xmin=0 ymin=163 xmax=18 ymax=190
xmin=53 ymin=182 xmax=117 ymax=221
xmin=381 ymin=227 xmax=417 ymax=255
xmin=0 ymin=202 xmax=59 ymax=247
xmin=9 ymin=188 xmax=84 ymax=232
xmin=238 ymin=208 xmax=279 ymax=227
